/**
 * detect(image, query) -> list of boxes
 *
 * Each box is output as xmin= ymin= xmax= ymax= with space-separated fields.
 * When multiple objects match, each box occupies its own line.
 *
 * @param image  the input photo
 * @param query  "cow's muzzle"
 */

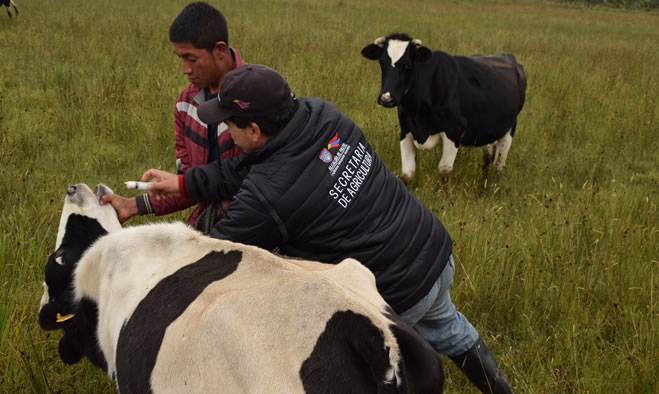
xmin=378 ymin=92 xmax=396 ymax=108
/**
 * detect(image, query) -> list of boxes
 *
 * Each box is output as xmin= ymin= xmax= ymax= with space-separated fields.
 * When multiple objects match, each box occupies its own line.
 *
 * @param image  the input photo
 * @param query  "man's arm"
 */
xmin=141 ymin=96 xmax=197 ymax=215
xmin=173 ymin=103 xmax=192 ymax=173
xmin=184 ymin=157 xmax=245 ymax=202
xmin=210 ymin=184 xmax=284 ymax=251
xmin=143 ymin=155 xmax=245 ymax=203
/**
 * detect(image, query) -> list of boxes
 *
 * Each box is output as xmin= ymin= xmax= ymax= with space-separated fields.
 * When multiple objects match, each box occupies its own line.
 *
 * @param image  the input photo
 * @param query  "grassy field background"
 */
xmin=1 ymin=0 xmax=657 ymax=392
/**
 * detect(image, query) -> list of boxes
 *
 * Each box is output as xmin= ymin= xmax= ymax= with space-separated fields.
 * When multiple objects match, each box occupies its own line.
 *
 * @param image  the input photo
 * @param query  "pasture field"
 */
xmin=0 ymin=0 xmax=657 ymax=392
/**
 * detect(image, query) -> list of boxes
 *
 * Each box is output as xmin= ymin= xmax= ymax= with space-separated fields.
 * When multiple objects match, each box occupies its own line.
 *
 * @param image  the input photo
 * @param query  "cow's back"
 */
xmin=471 ymin=53 xmax=526 ymax=111
xmin=450 ymin=53 xmax=526 ymax=145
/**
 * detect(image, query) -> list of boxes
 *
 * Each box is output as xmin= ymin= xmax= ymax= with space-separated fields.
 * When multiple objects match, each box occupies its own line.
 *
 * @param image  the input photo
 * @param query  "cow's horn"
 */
xmin=374 ymin=37 xmax=386 ymax=46
xmin=412 ymin=39 xmax=423 ymax=47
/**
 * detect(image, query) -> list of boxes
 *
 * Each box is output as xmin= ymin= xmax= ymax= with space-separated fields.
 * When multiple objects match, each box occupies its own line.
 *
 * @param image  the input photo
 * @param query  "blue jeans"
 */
xmin=398 ymin=255 xmax=479 ymax=357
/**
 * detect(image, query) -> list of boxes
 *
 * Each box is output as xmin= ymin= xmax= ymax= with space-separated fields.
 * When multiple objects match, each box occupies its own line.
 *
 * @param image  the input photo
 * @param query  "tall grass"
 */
xmin=1 ymin=0 xmax=656 ymax=392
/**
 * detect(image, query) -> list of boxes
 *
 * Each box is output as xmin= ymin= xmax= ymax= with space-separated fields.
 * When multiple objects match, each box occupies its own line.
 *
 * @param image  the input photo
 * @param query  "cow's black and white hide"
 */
xmin=39 ymin=183 xmax=444 ymax=393
xmin=1 ymin=0 xmax=19 ymax=19
xmin=361 ymin=33 xmax=527 ymax=184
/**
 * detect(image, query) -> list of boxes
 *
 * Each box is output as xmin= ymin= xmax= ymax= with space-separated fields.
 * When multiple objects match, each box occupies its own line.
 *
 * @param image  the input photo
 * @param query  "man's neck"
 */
xmin=207 ymin=49 xmax=235 ymax=95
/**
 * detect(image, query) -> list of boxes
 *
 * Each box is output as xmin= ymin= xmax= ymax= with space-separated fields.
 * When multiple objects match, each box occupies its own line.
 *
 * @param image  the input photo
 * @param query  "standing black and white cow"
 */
xmin=1 ymin=0 xmax=19 ymax=19
xmin=361 ymin=33 xmax=527 ymax=184
xmin=39 ymin=183 xmax=444 ymax=393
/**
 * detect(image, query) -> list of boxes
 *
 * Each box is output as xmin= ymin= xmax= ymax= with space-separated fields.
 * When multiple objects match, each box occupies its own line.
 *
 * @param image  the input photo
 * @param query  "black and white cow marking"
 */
xmin=361 ymin=33 xmax=527 ymax=184
xmin=39 ymin=184 xmax=444 ymax=393
xmin=1 ymin=0 xmax=19 ymax=19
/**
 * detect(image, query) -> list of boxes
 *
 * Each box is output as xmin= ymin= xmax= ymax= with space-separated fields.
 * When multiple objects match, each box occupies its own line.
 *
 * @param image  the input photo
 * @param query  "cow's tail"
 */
xmin=347 ymin=312 xmax=410 ymax=394
xmin=512 ymin=55 xmax=527 ymax=113
xmin=503 ymin=54 xmax=527 ymax=139
xmin=385 ymin=308 xmax=445 ymax=394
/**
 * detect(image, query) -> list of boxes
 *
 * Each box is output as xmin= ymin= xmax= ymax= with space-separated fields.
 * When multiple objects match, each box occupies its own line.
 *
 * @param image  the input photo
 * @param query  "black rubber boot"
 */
xmin=449 ymin=337 xmax=513 ymax=394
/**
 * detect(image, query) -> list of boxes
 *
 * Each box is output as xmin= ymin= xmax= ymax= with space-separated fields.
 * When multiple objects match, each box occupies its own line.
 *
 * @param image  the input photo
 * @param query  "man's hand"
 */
xmin=100 ymin=194 xmax=138 ymax=224
xmin=142 ymin=168 xmax=180 ymax=200
xmin=215 ymin=200 xmax=232 ymax=220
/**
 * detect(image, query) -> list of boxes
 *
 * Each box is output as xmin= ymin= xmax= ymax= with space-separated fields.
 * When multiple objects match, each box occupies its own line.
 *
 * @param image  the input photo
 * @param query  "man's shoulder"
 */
xmin=177 ymin=84 xmax=202 ymax=104
xmin=301 ymin=97 xmax=334 ymax=109
xmin=300 ymin=97 xmax=342 ymax=120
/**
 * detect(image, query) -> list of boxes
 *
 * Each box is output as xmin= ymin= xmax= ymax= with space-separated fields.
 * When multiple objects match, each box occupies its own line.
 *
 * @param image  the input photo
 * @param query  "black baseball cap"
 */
xmin=197 ymin=64 xmax=294 ymax=125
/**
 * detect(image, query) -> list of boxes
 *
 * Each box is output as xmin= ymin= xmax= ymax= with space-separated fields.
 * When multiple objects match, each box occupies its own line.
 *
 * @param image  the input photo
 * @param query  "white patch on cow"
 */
xmin=40 ymin=282 xmax=50 ymax=309
xmin=55 ymin=184 xmax=121 ymax=250
xmin=493 ymin=130 xmax=513 ymax=174
xmin=413 ymin=133 xmax=442 ymax=150
xmin=400 ymin=132 xmax=416 ymax=183
xmin=386 ymin=39 xmax=410 ymax=67
xmin=176 ymin=101 xmax=207 ymax=128
xmin=438 ymin=133 xmax=458 ymax=176
xmin=71 ymin=223 xmax=404 ymax=391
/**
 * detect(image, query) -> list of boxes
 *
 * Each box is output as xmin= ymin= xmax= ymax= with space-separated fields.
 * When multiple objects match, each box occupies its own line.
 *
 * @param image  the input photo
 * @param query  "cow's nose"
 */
xmin=67 ymin=185 xmax=77 ymax=196
xmin=379 ymin=92 xmax=393 ymax=104
xmin=378 ymin=92 xmax=395 ymax=107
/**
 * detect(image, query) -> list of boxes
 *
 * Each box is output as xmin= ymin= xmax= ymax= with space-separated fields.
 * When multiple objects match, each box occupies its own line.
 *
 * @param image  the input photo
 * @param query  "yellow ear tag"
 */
xmin=56 ymin=313 xmax=75 ymax=323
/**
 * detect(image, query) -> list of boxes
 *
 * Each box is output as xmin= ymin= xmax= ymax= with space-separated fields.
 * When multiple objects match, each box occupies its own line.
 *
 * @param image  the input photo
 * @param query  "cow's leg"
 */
xmin=481 ymin=144 xmax=495 ymax=176
xmin=438 ymin=133 xmax=458 ymax=181
xmin=5 ymin=6 xmax=11 ymax=19
xmin=11 ymin=0 xmax=19 ymax=15
xmin=400 ymin=132 xmax=416 ymax=185
xmin=493 ymin=130 xmax=513 ymax=176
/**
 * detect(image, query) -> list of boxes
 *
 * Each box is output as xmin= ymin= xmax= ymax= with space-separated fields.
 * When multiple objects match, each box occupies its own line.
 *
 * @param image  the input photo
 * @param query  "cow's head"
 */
xmin=361 ymin=33 xmax=432 ymax=107
xmin=38 ymin=183 xmax=121 ymax=369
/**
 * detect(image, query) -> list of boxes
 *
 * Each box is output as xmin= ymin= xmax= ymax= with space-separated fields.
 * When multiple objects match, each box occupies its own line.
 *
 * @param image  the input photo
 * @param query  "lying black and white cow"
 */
xmin=39 ymin=183 xmax=444 ymax=393
xmin=361 ymin=33 xmax=527 ymax=184
xmin=1 ymin=0 xmax=19 ymax=19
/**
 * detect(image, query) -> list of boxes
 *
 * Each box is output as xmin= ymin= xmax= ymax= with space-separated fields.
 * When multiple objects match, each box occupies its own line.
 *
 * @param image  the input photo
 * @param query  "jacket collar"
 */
xmin=237 ymin=99 xmax=308 ymax=168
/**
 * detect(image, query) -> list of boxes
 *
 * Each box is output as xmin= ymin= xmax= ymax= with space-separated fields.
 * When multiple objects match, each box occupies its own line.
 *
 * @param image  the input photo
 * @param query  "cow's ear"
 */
xmin=412 ymin=46 xmax=432 ymax=63
xmin=361 ymin=44 xmax=383 ymax=60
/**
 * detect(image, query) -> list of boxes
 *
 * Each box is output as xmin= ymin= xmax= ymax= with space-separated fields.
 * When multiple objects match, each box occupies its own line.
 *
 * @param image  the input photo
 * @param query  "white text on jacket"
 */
xmin=328 ymin=142 xmax=373 ymax=208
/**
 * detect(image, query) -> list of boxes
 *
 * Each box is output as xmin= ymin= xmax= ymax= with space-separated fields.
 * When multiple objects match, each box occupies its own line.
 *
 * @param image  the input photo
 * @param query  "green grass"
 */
xmin=1 ymin=0 xmax=657 ymax=392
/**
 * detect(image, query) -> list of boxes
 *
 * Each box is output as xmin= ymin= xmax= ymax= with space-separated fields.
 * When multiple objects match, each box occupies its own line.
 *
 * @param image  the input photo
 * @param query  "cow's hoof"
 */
xmin=439 ymin=167 xmax=452 ymax=183
xmin=494 ymin=168 xmax=505 ymax=182
xmin=398 ymin=174 xmax=413 ymax=186
xmin=438 ymin=165 xmax=452 ymax=175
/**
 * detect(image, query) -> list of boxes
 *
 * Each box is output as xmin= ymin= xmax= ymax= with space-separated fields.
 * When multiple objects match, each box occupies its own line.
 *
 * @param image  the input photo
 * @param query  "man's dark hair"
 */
xmin=231 ymin=98 xmax=299 ymax=137
xmin=169 ymin=2 xmax=229 ymax=51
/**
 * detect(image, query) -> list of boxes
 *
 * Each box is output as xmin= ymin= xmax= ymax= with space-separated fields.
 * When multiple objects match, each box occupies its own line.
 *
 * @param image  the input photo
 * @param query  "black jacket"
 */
xmin=185 ymin=98 xmax=452 ymax=313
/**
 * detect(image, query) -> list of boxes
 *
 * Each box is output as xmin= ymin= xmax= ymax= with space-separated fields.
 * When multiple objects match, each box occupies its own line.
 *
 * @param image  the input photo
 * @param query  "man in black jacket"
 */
xmin=143 ymin=64 xmax=513 ymax=393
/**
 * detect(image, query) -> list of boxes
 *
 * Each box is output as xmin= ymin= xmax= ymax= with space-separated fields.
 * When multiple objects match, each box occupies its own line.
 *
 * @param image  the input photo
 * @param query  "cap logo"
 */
xmin=233 ymin=99 xmax=251 ymax=109
xmin=327 ymin=133 xmax=341 ymax=149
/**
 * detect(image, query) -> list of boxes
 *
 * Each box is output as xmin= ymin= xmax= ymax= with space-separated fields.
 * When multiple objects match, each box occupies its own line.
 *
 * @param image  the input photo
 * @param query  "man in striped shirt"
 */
xmin=102 ymin=2 xmax=245 ymax=226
